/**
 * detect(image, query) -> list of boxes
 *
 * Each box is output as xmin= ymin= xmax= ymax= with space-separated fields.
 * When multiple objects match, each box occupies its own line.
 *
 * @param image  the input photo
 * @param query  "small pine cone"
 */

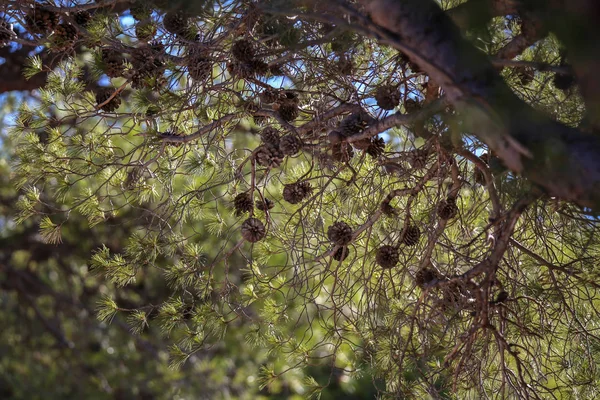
xmin=375 ymin=245 xmax=399 ymax=269
xmin=380 ymin=200 xmax=396 ymax=216
xmin=279 ymin=135 xmax=303 ymax=156
xmin=25 ymin=6 xmax=59 ymax=34
xmin=404 ymin=98 xmax=422 ymax=114
xmin=231 ymin=39 xmax=255 ymax=63
xmin=437 ymin=197 xmax=459 ymax=220
xmin=332 ymin=246 xmax=350 ymax=262
xmin=101 ymin=48 xmax=126 ymax=78
xmin=269 ymin=63 xmax=285 ymax=76
xmin=327 ymin=221 xmax=352 ymax=246
xmin=415 ymin=267 xmax=440 ymax=288
xmin=187 ymin=48 xmax=212 ymax=82
xmin=95 ymin=88 xmax=121 ymax=112
xmin=278 ymin=102 xmax=299 ymax=122
xmin=331 ymin=142 xmax=354 ymax=162
xmin=340 ymin=112 xmax=372 ymax=138
xmin=255 ymin=145 xmax=284 ymax=168
xmin=0 ymin=21 xmax=15 ymax=47
xmin=276 ymin=91 xmax=300 ymax=122
xmin=401 ymin=224 xmax=421 ymax=246
xmin=409 ymin=149 xmax=428 ymax=169
xmin=260 ymin=127 xmax=280 ymax=148
xmin=163 ymin=11 xmax=190 ymax=36
xmin=553 ymin=73 xmax=575 ymax=91
xmin=282 ymin=181 xmax=312 ymax=204
xmin=51 ymin=23 xmax=78 ymax=51
xmin=233 ymin=192 xmax=254 ymax=215
xmin=74 ymin=11 xmax=92 ymax=27
xmin=256 ymin=198 xmax=274 ymax=212
xmin=248 ymin=59 xmax=269 ymax=76
xmin=241 ymin=217 xmax=266 ymax=243
xmin=135 ymin=22 xmax=157 ymax=42
xmin=375 ymin=85 xmax=400 ymax=110
xmin=366 ymin=137 xmax=385 ymax=159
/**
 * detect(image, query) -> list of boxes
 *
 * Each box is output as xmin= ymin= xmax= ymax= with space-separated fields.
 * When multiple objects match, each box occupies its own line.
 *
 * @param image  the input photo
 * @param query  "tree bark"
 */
xmin=359 ymin=0 xmax=600 ymax=210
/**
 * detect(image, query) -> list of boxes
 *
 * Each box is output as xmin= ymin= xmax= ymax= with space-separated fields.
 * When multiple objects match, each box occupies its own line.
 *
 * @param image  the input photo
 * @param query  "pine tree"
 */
xmin=3 ymin=0 xmax=600 ymax=398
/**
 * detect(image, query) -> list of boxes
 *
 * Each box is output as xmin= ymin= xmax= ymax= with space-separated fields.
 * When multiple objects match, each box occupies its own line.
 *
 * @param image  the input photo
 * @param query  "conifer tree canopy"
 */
xmin=4 ymin=0 xmax=600 ymax=398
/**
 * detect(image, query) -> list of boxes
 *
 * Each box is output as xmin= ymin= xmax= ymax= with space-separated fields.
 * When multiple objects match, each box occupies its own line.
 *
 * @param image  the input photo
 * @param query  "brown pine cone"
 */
xmin=241 ymin=218 xmax=266 ymax=242
xmin=327 ymin=221 xmax=352 ymax=246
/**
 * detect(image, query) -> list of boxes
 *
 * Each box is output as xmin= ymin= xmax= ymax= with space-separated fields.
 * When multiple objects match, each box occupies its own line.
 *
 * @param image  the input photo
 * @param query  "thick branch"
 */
xmin=358 ymin=0 xmax=600 ymax=209
xmin=447 ymin=0 xmax=520 ymax=30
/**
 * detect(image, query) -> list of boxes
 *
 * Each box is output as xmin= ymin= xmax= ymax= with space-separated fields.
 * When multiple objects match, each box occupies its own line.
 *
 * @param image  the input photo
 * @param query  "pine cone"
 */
xmin=278 ymin=103 xmax=299 ymax=122
xmin=234 ymin=192 xmax=254 ymax=215
xmin=375 ymin=85 xmax=400 ymax=110
xmin=241 ymin=217 xmax=266 ymax=243
xmin=415 ymin=267 xmax=441 ymax=288
xmin=279 ymin=135 xmax=303 ymax=156
xmin=0 ymin=21 xmax=15 ymax=47
xmin=101 ymin=48 xmax=126 ymax=78
xmin=331 ymin=142 xmax=354 ymax=162
xmin=401 ymin=224 xmax=420 ymax=246
xmin=276 ymin=91 xmax=300 ymax=122
xmin=327 ymin=221 xmax=352 ymax=246
xmin=553 ymin=73 xmax=575 ymax=91
xmin=25 ymin=5 xmax=59 ymax=34
xmin=380 ymin=200 xmax=397 ymax=216
xmin=255 ymin=145 xmax=284 ymax=168
xmin=409 ymin=149 xmax=428 ymax=169
xmin=256 ymin=198 xmax=274 ymax=212
xmin=96 ymin=88 xmax=121 ymax=112
xmin=404 ymin=98 xmax=422 ymax=114
xmin=74 ymin=11 xmax=92 ymax=27
xmin=163 ymin=11 xmax=191 ymax=37
xmin=332 ymin=246 xmax=350 ymax=262
xmin=260 ymin=127 xmax=280 ymax=148
xmin=437 ymin=197 xmax=458 ymax=220
xmin=231 ymin=39 xmax=256 ymax=63
xmin=130 ymin=43 xmax=165 ymax=89
xmin=366 ymin=137 xmax=385 ymax=158
xmin=51 ymin=23 xmax=78 ymax=51
xmin=282 ymin=181 xmax=312 ymax=204
xmin=340 ymin=112 xmax=372 ymax=138
xmin=248 ymin=59 xmax=269 ymax=76
xmin=375 ymin=245 xmax=399 ymax=269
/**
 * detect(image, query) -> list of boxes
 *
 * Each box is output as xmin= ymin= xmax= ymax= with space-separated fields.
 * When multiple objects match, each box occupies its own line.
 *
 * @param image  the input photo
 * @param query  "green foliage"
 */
xmin=1 ymin=0 xmax=599 ymax=399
